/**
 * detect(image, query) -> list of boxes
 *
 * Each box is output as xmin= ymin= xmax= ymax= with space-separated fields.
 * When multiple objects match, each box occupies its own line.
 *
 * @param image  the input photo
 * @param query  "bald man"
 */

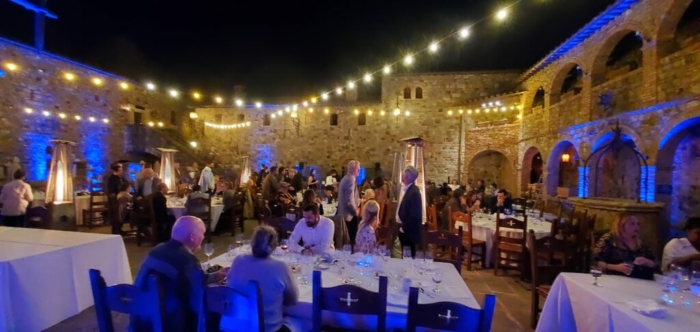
xmin=131 ymin=216 xmax=228 ymax=332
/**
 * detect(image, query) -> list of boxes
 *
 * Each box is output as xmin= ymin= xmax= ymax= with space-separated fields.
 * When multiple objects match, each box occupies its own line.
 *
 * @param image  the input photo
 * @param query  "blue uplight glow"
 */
xmin=357 ymin=167 xmax=366 ymax=185
xmin=254 ymin=145 xmax=274 ymax=170
xmin=578 ymin=166 xmax=588 ymax=198
xmin=659 ymin=117 xmax=700 ymax=151
xmin=82 ymin=128 xmax=107 ymax=184
xmin=22 ymin=132 xmax=51 ymax=181
xmin=641 ymin=166 xmax=656 ymax=202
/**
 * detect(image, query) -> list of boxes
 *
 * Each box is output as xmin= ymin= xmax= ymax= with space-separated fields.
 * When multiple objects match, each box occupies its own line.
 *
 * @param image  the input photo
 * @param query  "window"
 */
xmin=134 ymin=112 xmax=142 ymax=125
xmin=330 ymin=114 xmax=338 ymax=126
xmin=170 ymin=111 xmax=176 ymax=125
xmin=415 ymin=87 xmax=423 ymax=99
xmin=215 ymin=114 xmax=222 ymax=124
xmin=263 ymin=114 xmax=271 ymax=126
xmin=403 ymin=87 xmax=411 ymax=99
xmin=237 ymin=114 xmax=245 ymax=122
xmin=358 ymin=113 xmax=366 ymax=126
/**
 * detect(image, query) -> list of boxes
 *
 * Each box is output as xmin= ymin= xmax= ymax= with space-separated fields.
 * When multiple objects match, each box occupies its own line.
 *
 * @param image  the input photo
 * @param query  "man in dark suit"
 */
xmin=130 ymin=216 xmax=228 ymax=332
xmin=152 ymin=183 xmax=175 ymax=242
xmin=397 ymin=165 xmax=423 ymax=258
xmin=338 ymin=160 xmax=361 ymax=244
xmin=262 ymin=166 xmax=280 ymax=202
xmin=489 ymin=189 xmax=513 ymax=214
xmin=106 ymin=162 xmax=125 ymax=195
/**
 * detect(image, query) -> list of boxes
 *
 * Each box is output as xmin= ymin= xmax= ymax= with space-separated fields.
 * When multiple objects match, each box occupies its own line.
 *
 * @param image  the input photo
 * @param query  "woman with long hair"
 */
xmin=373 ymin=176 xmax=387 ymax=204
xmin=354 ymin=200 xmax=380 ymax=254
xmin=593 ymin=214 xmax=656 ymax=280
xmin=307 ymin=168 xmax=319 ymax=190
xmin=299 ymin=189 xmax=324 ymax=216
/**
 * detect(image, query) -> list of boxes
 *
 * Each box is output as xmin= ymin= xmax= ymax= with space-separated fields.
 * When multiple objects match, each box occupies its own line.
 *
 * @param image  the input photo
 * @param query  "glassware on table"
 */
xmin=227 ymin=244 xmax=235 ymax=260
xmin=414 ymin=251 xmax=425 ymax=275
xmin=403 ymin=246 xmax=413 ymax=260
xmin=342 ymin=244 xmax=353 ymax=262
xmin=377 ymin=245 xmax=388 ymax=261
xmin=425 ymin=251 xmax=434 ymax=273
xmin=235 ymin=234 xmax=244 ymax=248
xmin=590 ymin=265 xmax=603 ymax=286
xmin=204 ymin=243 xmax=215 ymax=263
xmin=280 ymin=239 xmax=289 ymax=252
xmin=432 ymin=272 xmax=443 ymax=293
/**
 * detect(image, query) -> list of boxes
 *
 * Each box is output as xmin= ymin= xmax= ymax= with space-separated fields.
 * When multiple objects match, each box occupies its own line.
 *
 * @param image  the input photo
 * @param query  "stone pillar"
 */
xmin=580 ymin=74 xmax=593 ymax=122
xmin=641 ymin=42 xmax=659 ymax=106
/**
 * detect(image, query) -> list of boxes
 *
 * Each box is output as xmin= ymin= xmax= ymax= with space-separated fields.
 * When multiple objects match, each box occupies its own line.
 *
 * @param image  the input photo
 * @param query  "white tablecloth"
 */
xmin=168 ymin=204 xmax=225 ymax=230
xmin=210 ymin=250 xmax=478 ymax=330
xmin=537 ymin=273 xmax=700 ymax=332
xmin=455 ymin=212 xmax=552 ymax=268
xmin=0 ymin=227 xmax=132 ymax=332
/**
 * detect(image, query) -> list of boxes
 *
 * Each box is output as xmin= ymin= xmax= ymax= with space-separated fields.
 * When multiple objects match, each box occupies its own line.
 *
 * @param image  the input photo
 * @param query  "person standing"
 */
xmin=397 ymin=166 xmax=423 ymax=258
xmin=262 ymin=166 xmax=280 ymax=203
xmin=106 ymin=162 xmax=125 ymax=195
xmin=338 ymin=160 xmax=361 ymax=244
xmin=136 ymin=167 xmax=161 ymax=199
xmin=197 ymin=161 xmax=214 ymax=193
xmin=290 ymin=168 xmax=305 ymax=196
xmin=0 ymin=169 xmax=33 ymax=227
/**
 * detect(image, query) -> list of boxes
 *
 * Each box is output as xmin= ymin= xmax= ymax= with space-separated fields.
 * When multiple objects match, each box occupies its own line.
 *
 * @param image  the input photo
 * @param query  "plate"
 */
xmin=315 ymin=263 xmax=331 ymax=270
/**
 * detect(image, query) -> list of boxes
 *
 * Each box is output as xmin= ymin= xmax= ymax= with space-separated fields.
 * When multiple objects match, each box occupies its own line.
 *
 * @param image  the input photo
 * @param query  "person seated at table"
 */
xmin=222 ymin=225 xmax=299 ymax=332
xmin=185 ymin=184 xmax=210 ymax=215
xmin=289 ymin=203 xmax=335 ymax=255
xmin=662 ymin=217 xmax=700 ymax=272
xmin=440 ymin=188 xmax=465 ymax=230
xmin=489 ymin=189 xmax=512 ymax=214
xmin=299 ymin=189 xmax=324 ymax=216
xmin=322 ymin=184 xmax=336 ymax=203
xmin=213 ymin=184 xmax=237 ymax=236
xmin=325 ymin=169 xmax=339 ymax=187
xmin=274 ymin=182 xmax=296 ymax=216
xmin=131 ymin=216 xmax=228 ymax=332
xmin=355 ymin=200 xmax=380 ymax=254
xmin=152 ymin=183 xmax=175 ymax=242
xmin=116 ymin=182 xmax=133 ymax=228
xmin=593 ymin=214 xmax=656 ymax=280
xmin=0 ymin=169 xmax=33 ymax=227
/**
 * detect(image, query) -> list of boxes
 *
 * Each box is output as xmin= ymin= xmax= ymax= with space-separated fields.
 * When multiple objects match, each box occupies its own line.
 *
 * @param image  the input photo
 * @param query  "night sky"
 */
xmin=0 ymin=0 xmax=616 ymax=100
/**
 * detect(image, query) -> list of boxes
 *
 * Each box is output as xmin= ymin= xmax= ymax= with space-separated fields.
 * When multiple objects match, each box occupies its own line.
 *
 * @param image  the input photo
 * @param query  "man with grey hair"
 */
xmin=397 ymin=165 xmax=423 ymax=258
xmin=131 ymin=216 xmax=228 ymax=332
xmin=338 ymin=160 xmax=361 ymax=244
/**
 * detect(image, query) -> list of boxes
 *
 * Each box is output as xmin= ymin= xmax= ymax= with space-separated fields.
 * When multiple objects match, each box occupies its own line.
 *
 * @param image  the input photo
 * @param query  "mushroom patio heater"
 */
xmin=157 ymin=148 xmax=178 ymax=193
xmin=45 ymin=139 xmax=77 ymax=230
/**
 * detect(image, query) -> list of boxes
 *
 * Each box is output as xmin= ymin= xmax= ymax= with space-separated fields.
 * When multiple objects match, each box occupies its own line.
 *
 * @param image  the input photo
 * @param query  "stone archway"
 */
xmin=468 ymin=150 xmax=515 ymax=194
xmin=656 ymin=116 xmax=700 ymax=237
xmin=549 ymin=62 xmax=585 ymax=105
xmin=546 ymin=141 xmax=579 ymax=197
xmin=521 ymin=146 xmax=543 ymax=193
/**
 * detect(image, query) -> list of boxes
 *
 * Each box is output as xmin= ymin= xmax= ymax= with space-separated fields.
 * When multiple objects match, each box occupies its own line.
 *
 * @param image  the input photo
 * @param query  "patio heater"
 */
xmin=398 ymin=137 xmax=427 ymax=225
xmin=157 ymin=148 xmax=178 ymax=193
xmin=45 ymin=139 xmax=77 ymax=231
xmin=240 ymin=156 xmax=251 ymax=187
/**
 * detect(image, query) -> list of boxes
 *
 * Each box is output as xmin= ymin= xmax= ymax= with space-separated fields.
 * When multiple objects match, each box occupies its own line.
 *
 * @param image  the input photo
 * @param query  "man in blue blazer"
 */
xmin=397 ymin=166 xmax=423 ymax=258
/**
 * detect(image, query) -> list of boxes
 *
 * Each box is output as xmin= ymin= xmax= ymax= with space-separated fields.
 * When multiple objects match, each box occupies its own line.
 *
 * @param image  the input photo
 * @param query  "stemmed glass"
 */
xmin=425 ymin=251 xmax=434 ymax=274
xmin=432 ymin=272 xmax=443 ymax=293
xmin=343 ymin=244 xmax=353 ymax=262
xmin=414 ymin=251 xmax=425 ymax=275
xmin=377 ymin=245 xmax=388 ymax=262
xmin=204 ymin=243 xmax=215 ymax=264
xmin=590 ymin=264 xmax=602 ymax=286
xmin=403 ymin=246 xmax=413 ymax=275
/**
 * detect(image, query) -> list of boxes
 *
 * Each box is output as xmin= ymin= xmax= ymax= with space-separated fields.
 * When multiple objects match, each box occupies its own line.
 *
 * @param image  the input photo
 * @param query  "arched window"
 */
xmin=403 ymin=87 xmax=411 ymax=99
xmin=330 ymin=114 xmax=338 ymax=126
xmin=358 ymin=113 xmax=366 ymax=125
xmin=532 ymin=87 xmax=545 ymax=109
xmin=415 ymin=87 xmax=423 ymax=99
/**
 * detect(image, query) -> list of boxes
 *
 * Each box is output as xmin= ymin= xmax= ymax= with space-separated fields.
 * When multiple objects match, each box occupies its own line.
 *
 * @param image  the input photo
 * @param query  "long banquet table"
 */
xmin=454 ymin=212 xmax=553 ymax=267
xmin=537 ymin=273 xmax=700 ymax=332
xmin=210 ymin=249 xmax=478 ymax=330
xmin=0 ymin=227 xmax=132 ymax=332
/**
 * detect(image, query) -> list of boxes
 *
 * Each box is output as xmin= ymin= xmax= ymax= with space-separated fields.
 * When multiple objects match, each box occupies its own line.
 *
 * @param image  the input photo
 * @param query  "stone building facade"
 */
xmin=1 ymin=0 xmax=699 ymax=244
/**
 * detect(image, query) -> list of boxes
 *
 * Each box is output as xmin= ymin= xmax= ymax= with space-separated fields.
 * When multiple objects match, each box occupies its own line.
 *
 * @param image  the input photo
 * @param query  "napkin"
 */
xmin=627 ymin=299 xmax=667 ymax=318
xmin=387 ymin=292 xmax=409 ymax=308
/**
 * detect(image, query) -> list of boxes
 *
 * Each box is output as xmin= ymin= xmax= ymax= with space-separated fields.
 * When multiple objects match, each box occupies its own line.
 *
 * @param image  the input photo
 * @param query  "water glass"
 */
xmin=403 ymin=246 xmax=412 ymax=260
xmin=432 ymin=272 xmax=443 ymax=293
xmin=204 ymin=243 xmax=214 ymax=263
xmin=227 ymin=244 xmax=235 ymax=260
xmin=377 ymin=245 xmax=388 ymax=261
xmin=425 ymin=251 xmax=434 ymax=273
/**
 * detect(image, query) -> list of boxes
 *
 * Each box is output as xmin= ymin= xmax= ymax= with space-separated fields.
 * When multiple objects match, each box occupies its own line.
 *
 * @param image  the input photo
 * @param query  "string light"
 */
xmin=363 ymin=73 xmax=372 ymax=83
xmin=4 ymin=63 xmax=18 ymax=71
xmin=467 ymin=110 xmax=473 ymax=114
xmin=485 ymin=108 xmax=490 ymax=113
xmin=292 ymin=105 xmax=298 ymax=111
xmin=278 ymin=110 xmax=283 ymax=115
xmin=148 ymin=121 xmax=154 ymax=127
xmin=146 ymin=82 xmax=156 ymax=90
xmin=75 ymin=115 xmax=81 ymax=120
xmin=192 ymin=92 xmax=201 ymax=100
xmin=383 ymin=65 xmax=391 ymax=75
xmin=517 ymin=114 xmax=522 ymax=119
xmin=393 ymin=108 xmax=400 ymax=116
xmin=89 ymin=116 xmax=96 ymax=122
xmin=501 ymin=107 xmax=507 ymax=112
xmin=303 ymin=101 xmax=309 ymax=107
xmin=347 ymin=80 xmax=356 ymax=90
xmin=235 ymin=99 xmax=243 ymax=106
xmin=336 ymin=87 xmax=343 ymax=95
xmin=58 ymin=113 xmax=66 ymax=119
xmin=189 ymin=112 xmax=198 ymax=119
xmin=271 ymin=114 xmax=276 ymax=118
xmin=204 ymin=122 xmax=252 ymax=129
xmin=311 ymin=97 xmax=317 ymax=103
xmin=322 ymin=93 xmax=329 ymax=100
xmin=476 ymin=109 xmax=480 ymax=113
xmin=255 ymin=102 xmax=262 ymax=108
xmin=42 ymin=111 xmax=50 ymax=117
xmin=405 ymin=111 xmax=410 ymax=116
xmin=308 ymin=108 xmax=314 ymax=113
xmin=496 ymin=101 xmax=501 ymax=105
xmin=215 ymin=96 xmax=223 ymax=104
xmin=119 ymin=82 xmax=129 ymax=90
xmin=368 ymin=110 xmax=373 ymax=116
xmin=458 ymin=27 xmax=470 ymax=40
xmin=64 ymin=73 xmax=75 ymax=81
xmin=459 ymin=109 xmax=464 ymax=114
xmin=291 ymin=112 xmax=298 ymax=118
xmin=429 ymin=42 xmax=439 ymax=53
xmin=24 ymin=108 xmax=33 ymax=114
xmin=190 ymin=141 xmax=198 ymax=148
xmin=102 ymin=118 xmax=109 ymax=123
xmin=324 ymin=108 xmax=329 ymax=114
xmin=157 ymin=122 xmax=164 ymax=127
xmin=404 ymin=54 xmax=414 ymax=66
xmin=447 ymin=110 xmax=453 ymax=116
xmin=354 ymin=109 xmax=359 ymax=115
xmin=496 ymin=8 xmax=508 ymax=21
xmin=92 ymin=78 xmax=103 ymax=86
xmin=380 ymin=110 xmax=385 ymax=116
xmin=169 ymin=89 xmax=179 ymax=98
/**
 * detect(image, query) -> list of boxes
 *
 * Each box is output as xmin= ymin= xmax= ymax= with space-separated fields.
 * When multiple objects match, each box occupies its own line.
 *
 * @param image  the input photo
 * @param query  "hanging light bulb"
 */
xmin=58 ymin=113 xmax=66 ymax=119
xmin=383 ymin=65 xmax=391 ymax=74
xmin=64 ymin=73 xmax=75 ymax=81
xmin=102 ymin=118 xmax=109 ymax=123
xmin=447 ymin=110 xmax=453 ymax=116
xmin=92 ymin=78 xmax=103 ymax=86
xmin=235 ymin=99 xmax=243 ymax=107
xmin=458 ymin=27 xmax=470 ymax=40
xmin=393 ymin=108 xmax=400 ymax=116
xmin=192 ymin=92 xmax=201 ymax=100
xmin=404 ymin=111 xmax=410 ymax=116
xmin=89 ymin=116 xmax=96 ymax=122
xmin=75 ymin=115 xmax=82 ymax=120
xmin=292 ymin=105 xmax=298 ymax=111
xmin=311 ymin=97 xmax=317 ymax=104
xmin=303 ymin=101 xmax=308 ymax=107
xmin=308 ymin=108 xmax=314 ymax=113
xmin=189 ymin=111 xmax=198 ymax=119
xmin=336 ymin=87 xmax=343 ymax=95
xmin=255 ymin=102 xmax=262 ymax=108
xmin=368 ymin=110 xmax=373 ymax=116
xmin=380 ymin=110 xmax=385 ymax=116
xmin=169 ymin=89 xmax=179 ymax=98
xmin=24 ymin=108 xmax=33 ymax=114
xmin=354 ymin=109 xmax=359 ymax=115
xmin=157 ymin=121 xmax=164 ymax=127
xmin=467 ymin=110 xmax=472 ymax=114
xmin=215 ymin=96 xmax=223 ymax=104
xmin=363 ymin=73 xmax=372 ymax=83
xmin=277 ymin=110 xmax=283 ymax=115
xmin=42 ymin=111 xmax=51 ymax=117
xmin=271 ymin=113 xmax=276 ymax=119
xmin=285 ymin=107 xmax=291 ymax=113
xmin=324 ymin=108 xmax=329 ymax=114
xmin=321 ymin=93 xmax=329 ymax=101
xmin=429 ymin=41 xmax=439 ymax=53
xmin=496 ymin=8 xmax=508 ymax=21
xmin=148 ymin=121 xmax=154 ymax=127
xmin=347 ymin=80 xmax=356 ymax=90
xmin=146 ymin=82 xmax=156 ymax=90
xmin=404 ymin=54 xmax=414 ymax=65
xmin=4 ymin=63 xmax=18 ymax=71
xmin=120 ymin=82 xmax=129 ymax=90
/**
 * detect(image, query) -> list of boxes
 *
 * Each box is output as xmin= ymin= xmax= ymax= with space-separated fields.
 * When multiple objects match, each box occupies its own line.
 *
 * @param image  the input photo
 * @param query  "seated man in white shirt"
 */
xmin=289 ymin=203 xmax=335 ymax=256
xmin=662 ymin=217 xmax=700 ymax=272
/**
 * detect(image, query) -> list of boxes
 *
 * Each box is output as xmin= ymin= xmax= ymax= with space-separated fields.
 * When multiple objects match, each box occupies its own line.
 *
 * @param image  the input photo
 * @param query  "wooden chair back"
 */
xmin=139 ymin=195 xmax=158 ymax=246
xmin=284 ymin=204 xmax=301 ymax=221
xmin=425 ymin=227 xmax=464 ymax=273
xmin=267 ymin=217 xmax=297 ymax=239
xmin=426 ymin=205 xmax=438 ymax=231
xmin=452 ymin=212 xmax=473 ymax=243
xmin=205 ymin=281 xmax=264 ymax=332
xmin=89 ymin=269 xmax=164 ymax=332
xmin=312 ymin=270 xmax=388 ymax=332
xmin=24 ymin=206 xmax=48 ymax=228
xmin=84 ymin=188 xmax=109 ymax=228
xmin=406 ymin=288 xmax=495 ymax=332
xmin=493 ymin=215 xmax=528 ymax=275
xmin=527 ymin=230 xmax=564 ymax=329
xmin=452 ymin=212 xmax=484 ymax=270
xmin=512 ymin=198 xmax=526 ymax=216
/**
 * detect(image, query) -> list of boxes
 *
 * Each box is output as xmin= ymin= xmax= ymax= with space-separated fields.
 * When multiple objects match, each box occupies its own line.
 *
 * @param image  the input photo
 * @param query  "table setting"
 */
xmin=166 ymin=196 xmax=225 ymax=229
xmin=207 ymin=243 xmax=478 ymax=330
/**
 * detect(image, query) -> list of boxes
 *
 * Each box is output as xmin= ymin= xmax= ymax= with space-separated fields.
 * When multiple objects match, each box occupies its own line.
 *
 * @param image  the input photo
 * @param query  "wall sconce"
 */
xmin=561 ymin=153 xmax=571 ymax=163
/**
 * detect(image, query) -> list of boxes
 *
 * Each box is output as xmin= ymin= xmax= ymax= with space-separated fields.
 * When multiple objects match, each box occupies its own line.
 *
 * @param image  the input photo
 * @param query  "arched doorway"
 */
xmin=521 ymin=147 xmax=543 ymax=193
xmin=546 ymin=141 xmax=579 ymax=197
xmin=468 ymin=150 xmax=514 ymax=194
xmin=656 ymin=117 xmax=700 ymax=237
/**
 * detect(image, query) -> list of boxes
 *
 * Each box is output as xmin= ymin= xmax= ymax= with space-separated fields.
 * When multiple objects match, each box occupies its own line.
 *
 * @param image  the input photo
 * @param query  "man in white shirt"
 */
xmin=0 ymin=169 xmax=33 ymax=227
xmin=662 ymin=217 xmax=700 ymax=272
xmin=289 ymin=203 xmax=335 ymax=255
xmin=198 ymin=161 xmax=215 ymax=193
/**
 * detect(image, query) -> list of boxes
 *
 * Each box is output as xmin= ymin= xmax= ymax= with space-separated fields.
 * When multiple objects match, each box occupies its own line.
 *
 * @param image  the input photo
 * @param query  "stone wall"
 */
xmin=670 ymin=134 xmax=700 ymax=233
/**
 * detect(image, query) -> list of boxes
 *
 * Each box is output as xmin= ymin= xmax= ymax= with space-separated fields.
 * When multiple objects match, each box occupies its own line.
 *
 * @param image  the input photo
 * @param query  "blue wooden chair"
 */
xmin=204 ymin=281 xmax=265 ymax=332
xmin=312 ymin=270 xmax=388 ymax=332
xmin=406 ymin=287 xmax=496 ymax=332
xmin=89 ymin=268 xmax=165 ymax=332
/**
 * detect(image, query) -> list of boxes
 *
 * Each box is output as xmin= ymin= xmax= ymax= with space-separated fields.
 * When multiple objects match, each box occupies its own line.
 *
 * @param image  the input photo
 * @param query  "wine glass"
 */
xmin=281 ymin=239 xmax=289 ymax=252
xmin=204 ymin=243 xmax=215 ymax=264
xmin=377 ymin=245 xmax=388 ymax=261
xmin=403 ymin=246 xmax=413 ymax=260
xmin=425 ymin=251 xmax=434 ymax=273
xmin=227 ymin=244 xmax=235 ymax=260
xmin=235 ymin=234 xmax=244 ymax=248
xmin=432 ymin=272 xmax=443 ymax=293
xmin=590 ymin=264 xmax=602 ymax=286
xmin=414 ymin=251 xmax=425 ymax=275
xmin=343 ymin=244 xmax=353 ymax=262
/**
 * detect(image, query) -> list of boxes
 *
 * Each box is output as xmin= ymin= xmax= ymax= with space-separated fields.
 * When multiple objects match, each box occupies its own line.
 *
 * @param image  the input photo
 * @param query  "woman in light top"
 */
xmin=223 ymin=225 xmax=299 ymax=332
xmin=354 ymin=200 xmax=380 ymax=254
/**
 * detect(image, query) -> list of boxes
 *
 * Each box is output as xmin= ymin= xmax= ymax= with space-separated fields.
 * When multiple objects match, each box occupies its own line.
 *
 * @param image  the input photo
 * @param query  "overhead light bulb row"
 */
xmin=22 ymin=107 xmax=109 ymax=123
xmin=204 ymin=121 xmax=252 ymax=130
xmin=445 ymin=104 xmax=523 ymax=116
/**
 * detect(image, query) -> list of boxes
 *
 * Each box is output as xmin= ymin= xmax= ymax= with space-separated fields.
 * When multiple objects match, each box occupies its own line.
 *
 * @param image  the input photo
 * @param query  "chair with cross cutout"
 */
xmin=451 ymin=211 xmax=485 ymax=271
xmin=205 ymin=280 xmax=265 ymax=332
xmin=406 ymin=287 xmax=495 ymax=332
xmin=493 ymin=214 xmax=528 ymax=276
xmin=528 ymin=230 xmax=564 ymax=329
xmin=312 ymin=270 xmax=388 ymax=332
